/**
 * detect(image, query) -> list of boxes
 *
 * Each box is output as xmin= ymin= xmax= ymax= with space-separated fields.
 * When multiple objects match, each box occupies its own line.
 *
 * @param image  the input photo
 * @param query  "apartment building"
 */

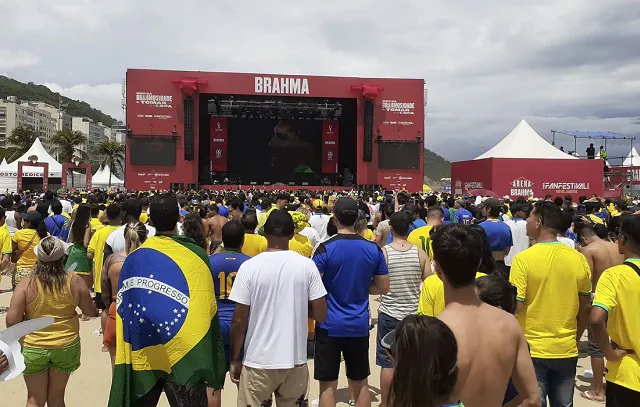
xmin=31 ymin=101 xmax=72 ymax=132
xmin=72 ymin=116 xmax=108 ymax=152
xmin=0 ymin=97 xmax=57 ymax=148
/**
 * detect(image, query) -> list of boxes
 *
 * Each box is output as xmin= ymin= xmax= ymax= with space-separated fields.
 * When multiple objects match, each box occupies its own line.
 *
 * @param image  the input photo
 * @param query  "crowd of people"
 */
xmin=0 ymin=188 xmax=638 ymax=407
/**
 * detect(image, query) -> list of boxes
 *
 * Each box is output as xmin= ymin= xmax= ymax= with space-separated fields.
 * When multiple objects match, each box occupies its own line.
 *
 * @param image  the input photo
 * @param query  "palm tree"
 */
xmin=95 ymin=140 xmax=125 ymax=187
xmin=49 ymin=130 xmax=89 ymax=163
xmin=6 ymin=126 xmax=37 ymax=161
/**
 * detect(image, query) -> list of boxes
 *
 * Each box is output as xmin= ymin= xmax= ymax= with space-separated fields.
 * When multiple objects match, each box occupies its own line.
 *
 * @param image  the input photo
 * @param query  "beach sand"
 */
xmin=0 ymin=276 xmax=600 ymax=406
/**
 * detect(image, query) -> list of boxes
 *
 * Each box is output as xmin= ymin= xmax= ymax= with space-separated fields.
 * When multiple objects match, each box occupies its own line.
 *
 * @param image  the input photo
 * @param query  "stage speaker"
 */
xmin=184 ymin=95 xmax=194 ymax=160
xmin=363 ymin=100 xmax=374 ymax=162
xmin=187 ymin=183 xmax=199 ymax=190
xmin=170 ymin=183 xmax=184 ymax=192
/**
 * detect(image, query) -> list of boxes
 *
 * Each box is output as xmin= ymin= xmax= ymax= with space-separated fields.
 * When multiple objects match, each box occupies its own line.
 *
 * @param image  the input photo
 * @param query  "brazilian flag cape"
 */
xmin=108 ymin=235 xmax=226 ymax=406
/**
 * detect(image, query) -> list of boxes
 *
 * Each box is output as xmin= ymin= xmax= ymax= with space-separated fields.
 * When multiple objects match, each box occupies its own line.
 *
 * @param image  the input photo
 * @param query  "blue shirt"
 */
xmin=479 ymin=219 xmax=513 ymax=252
xmin=179 ymin=209 xmax=189 ymax=217
xmin=209 ymin=250 xmax=251 ymax=322
xmin=44 ymin=215 xmax=68 ymax=241
xmin=218 ymin=205 xmax=229 ymax=218
xmin=313 ymin=234 xmax=388 ymax=337
xmin=454 ymin=208 xmax=473 ymax=225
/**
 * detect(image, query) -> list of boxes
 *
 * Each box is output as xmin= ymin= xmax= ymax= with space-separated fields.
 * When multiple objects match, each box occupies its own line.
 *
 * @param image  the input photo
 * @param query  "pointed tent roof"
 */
xmin=92 ymin=164 xmax=124 ymax=187
xmin=475 ymin=120 xmax=577 ymax=160
xmin=5 ymin=137 xmax=62 ymax=172
xmin=0 ymin=158 xmax=7 ymax=168
xmin=622 ymin=147 xmax=640 ymax=167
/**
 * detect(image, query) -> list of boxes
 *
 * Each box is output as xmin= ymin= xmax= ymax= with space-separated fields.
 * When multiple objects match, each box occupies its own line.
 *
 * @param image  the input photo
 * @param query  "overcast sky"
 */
xmin=1 ymin=0 xmax=639 ymax=163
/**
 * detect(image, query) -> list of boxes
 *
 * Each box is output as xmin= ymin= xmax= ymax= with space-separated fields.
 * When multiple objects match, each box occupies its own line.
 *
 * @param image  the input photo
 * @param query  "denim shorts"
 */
xmin=23 ymin=340 xmax=81 ymax=375
xmin=376 ymin=312 xmax=399 ymax=369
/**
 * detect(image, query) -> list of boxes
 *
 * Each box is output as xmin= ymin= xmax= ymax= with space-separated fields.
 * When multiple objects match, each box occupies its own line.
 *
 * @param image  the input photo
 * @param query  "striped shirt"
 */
xmin=379 ymin=244 xmax=422 ymax=320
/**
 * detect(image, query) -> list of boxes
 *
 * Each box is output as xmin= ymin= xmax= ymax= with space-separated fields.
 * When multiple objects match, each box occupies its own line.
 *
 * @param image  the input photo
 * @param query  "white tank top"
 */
xmin=5 ymin=210 xmax=18 ymax=235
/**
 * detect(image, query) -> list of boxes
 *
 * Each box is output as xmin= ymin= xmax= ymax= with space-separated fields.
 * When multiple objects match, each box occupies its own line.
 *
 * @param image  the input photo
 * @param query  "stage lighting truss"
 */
xmin=208 ymin=99 xmax=342 ymax=120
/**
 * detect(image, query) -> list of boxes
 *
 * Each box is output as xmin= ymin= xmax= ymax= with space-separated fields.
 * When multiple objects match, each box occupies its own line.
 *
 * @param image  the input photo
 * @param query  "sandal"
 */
xmin=579 ymin=390 xmax=605 ymax=403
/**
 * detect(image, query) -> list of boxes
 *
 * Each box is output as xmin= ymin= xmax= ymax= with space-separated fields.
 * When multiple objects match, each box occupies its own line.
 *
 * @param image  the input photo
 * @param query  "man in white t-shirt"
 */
xmin=104 ymin=199 xmax=156 ymax=258
xmin=229 ymin=209 xmax=327 ymax=407
xmin=504 ymin=203 xmax=530 ymax=274
xmin=309 ymin=199 xmax=330 ymax=241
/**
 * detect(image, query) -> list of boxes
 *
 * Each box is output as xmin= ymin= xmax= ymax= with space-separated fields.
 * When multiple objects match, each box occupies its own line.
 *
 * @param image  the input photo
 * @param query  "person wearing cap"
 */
xmin=478 ymin=197 xmax=513 ymax=278
xmin=432 ymin=224 xmax=540 ymax=407
xmin=504 ymin=203 xmax=530 ymax=275
xmin=229 ymin=210 xmax=327 ymax=407
xmin=310 ymin=198 xmax=331 ymax=241
xmin=6 ymin=236 xmax=96 ymax=407
xmin=11 ymin=211 xmax=48 ymax=289
xmin=312 ymin=197 xmax=389 ymax=407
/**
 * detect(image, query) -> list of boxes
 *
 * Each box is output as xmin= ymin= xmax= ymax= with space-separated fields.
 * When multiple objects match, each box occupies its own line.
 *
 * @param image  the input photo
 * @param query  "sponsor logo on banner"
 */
xmin=211 ymin=138 xmax=225 ymax=143
xmin=542 ymin=182 xmax=591 ymax=194
xmin=382 ymin=100 xmax=415 ymax=115
xmin=510 ymin=178 xmax=534 ymax=196
xmin=454 ymin=179 xmax=463 ymax=195
xmin=327 ymin=151 xmax=334 ymax=161
xmin=215 ymin=149 xmax=222 ymax=159
xmin=255 ymin=77 xmax=310 ymax=95
xmin=136 ymin=114 xmax=173 ymax=120
xmin=464 ymin=181 xmax=483 ymax=189
xmin=136 ymin=92 xmax=173 ymax=108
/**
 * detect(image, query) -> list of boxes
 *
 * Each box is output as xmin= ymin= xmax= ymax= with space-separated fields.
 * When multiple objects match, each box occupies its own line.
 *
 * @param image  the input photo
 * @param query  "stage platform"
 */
xmin=201 ymin=185 xmax=355 ymax=192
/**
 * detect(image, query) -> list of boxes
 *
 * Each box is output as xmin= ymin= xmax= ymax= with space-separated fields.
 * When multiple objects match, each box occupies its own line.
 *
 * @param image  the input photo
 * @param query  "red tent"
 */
xmin=451 ymin=120 xmax=603 ymax=199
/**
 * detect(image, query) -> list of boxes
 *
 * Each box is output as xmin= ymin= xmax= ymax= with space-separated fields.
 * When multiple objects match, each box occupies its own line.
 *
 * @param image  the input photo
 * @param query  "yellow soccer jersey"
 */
xmin=417 ymin=272 xmax=487 ymax=316
xmin=510 ymin=241 xmax=591 ymax=359
xmin=290 ymin=233 xmax=313 ymax=258
xmin=241 ymin=233 xmax=268 ymax=257
xmin=408 ymin=225 xmax=434 ymax=259
xmin=593 ymin=260 xmax=640 ymax=392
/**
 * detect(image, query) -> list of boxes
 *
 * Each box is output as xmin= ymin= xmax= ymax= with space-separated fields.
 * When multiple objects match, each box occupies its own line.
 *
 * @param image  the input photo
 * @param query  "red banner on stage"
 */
xmin=210 ymin=117 xmax=228 ymax=172
xmin=322 ymin=120 xmax=339 ymax=174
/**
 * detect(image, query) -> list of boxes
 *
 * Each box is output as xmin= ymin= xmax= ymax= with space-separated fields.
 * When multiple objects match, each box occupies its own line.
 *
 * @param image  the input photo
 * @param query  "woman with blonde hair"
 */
xmin=101 ymin=222 xmax=148 ymax=366
xmin=6 ymin=236 xmax=97 ymax=407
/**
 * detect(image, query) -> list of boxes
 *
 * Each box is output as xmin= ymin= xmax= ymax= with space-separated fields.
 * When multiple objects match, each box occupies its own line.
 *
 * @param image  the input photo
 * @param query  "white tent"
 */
xmin=475 ymin=119 xmax=577 ymax=160
xmin=92 ymin=164 xmax=124 ymax=188
xmin=0 ymin=158 xmax=7 ymax=169
xmin=1 ymin=138 xmax=62 ymax=176
xmin=622 ymin=147 xmax=640 ymax=167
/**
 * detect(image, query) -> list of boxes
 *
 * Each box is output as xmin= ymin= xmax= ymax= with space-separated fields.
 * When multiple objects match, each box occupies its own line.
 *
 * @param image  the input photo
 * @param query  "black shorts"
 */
xmin=606 ymin=382 xmax=640 ymax=407
xmin=94 ymin=293 xmax=107 ymax=310
xmin=314 ymin=327 xmax=369 ymax=382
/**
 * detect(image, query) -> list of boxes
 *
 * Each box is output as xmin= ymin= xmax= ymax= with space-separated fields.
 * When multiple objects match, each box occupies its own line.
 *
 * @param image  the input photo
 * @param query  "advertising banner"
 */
xmin=210 ymin=117 xmax=228 ymax=172
xmin=322 ymin=120 xmax=339 ymax=174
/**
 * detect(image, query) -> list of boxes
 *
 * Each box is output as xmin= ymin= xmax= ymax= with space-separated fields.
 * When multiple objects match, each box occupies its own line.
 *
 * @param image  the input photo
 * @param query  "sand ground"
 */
xmin=1 ymin=276 xmax=600 ymax=406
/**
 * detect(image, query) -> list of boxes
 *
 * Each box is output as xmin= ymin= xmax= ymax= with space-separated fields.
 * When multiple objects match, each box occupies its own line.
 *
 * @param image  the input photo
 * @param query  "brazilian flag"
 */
xmin=108 ymin=235 xmax=226 ymax=406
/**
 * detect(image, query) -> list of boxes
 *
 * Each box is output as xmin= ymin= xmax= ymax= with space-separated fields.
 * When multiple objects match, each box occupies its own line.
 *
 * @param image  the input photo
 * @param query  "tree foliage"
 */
xmin=95 ymin=140 xmax=126 ymax=187
xmin=0 ymin=75 xmax=117 ymax=126
xmin=424 ymin=148 xmax=451 ymax=181
xmin=50 ymin=130 xmax=89 ymax=163
xmin=6 ymin=126 xmax=37 ymax=161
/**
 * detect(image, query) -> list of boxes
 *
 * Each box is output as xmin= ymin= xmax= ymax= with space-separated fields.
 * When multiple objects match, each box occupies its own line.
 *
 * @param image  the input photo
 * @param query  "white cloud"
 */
xmin=42 ymin=82 xmax=123 ymax=120
xmin=0 ymin=0 xmax=638 ymax=161
xmin=0 ymin=50 xmax=40 ymax=71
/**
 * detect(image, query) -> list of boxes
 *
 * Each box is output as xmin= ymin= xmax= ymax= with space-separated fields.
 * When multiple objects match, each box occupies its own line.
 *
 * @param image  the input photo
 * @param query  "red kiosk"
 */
xmin=61 ymin=156 xmax=92 ymax=191
xmin=17 ymin=155 xmax=49 ymax=192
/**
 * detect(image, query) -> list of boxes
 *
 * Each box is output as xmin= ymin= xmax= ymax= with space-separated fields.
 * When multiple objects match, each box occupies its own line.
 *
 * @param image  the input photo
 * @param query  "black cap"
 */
xmin=481 ymin=197 xmax=502 ymax=209
xmin=264 ymin=210 xmax=294 ymax=237
xmin=334 ymin=197 xmax=358 ymax=217
xmin=21 ymin=211 xmax=42 ymax=224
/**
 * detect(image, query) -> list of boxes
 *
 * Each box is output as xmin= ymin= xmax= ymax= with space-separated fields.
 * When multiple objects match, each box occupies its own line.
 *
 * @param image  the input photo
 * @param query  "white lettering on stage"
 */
xmin=255 ymin=77 xmax=310 ymax=95
xmin=117 ymin=277 xmax=190 ymax=308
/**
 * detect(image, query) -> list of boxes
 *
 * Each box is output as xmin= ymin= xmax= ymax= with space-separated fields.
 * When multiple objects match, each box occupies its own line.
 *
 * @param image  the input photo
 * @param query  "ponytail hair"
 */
xmin=124 ymin=222 xmax=148 ymax=255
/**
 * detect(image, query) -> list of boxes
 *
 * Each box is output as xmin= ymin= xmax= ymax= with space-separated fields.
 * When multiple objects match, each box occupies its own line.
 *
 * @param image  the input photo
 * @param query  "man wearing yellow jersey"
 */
xmin=510 ymin=202 xmax=591 ymax=406
xmin=89 ymin=204 xmax=104 ymax=231
xmin=591 ymin=215 xmax=640 ymax=405
xmin=407 ymin=206 xmax=444 ymax=259
xmin=433 ymin=225 xmax=540 ymax=407
xmin=87 ymin=204 xmax=121 ymax=336
xmin=240 ymin=212 xmax=267 ymax=257
xmin=0 ymin=208 xmax=12 ymax=277
xmin=139 ymin=198 xmax=150 ymax=224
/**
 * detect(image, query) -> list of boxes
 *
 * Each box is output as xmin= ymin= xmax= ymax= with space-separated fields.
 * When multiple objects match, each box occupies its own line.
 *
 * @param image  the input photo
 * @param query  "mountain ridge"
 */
xmin=0 ymin=76 xmax=118 ymax=126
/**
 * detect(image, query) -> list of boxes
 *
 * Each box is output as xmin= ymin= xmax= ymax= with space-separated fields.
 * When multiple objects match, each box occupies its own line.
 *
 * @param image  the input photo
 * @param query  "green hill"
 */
xmin=424 ymin=148 xmax=450 ymax=181
xmin=0 ymin=75 xmax=117 ymax=126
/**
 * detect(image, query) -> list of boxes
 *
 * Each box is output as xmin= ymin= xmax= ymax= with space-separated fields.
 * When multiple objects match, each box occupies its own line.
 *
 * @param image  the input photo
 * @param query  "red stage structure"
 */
xmin=61 ymin=159 xmax=92 ymax=191
xmin=451 ymin=120 xmax=603 ymax=199
xmin=17 ymin=156 xmax=48 ymax=192
xmin=125 ymin=69 xmax=425 ymax=191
